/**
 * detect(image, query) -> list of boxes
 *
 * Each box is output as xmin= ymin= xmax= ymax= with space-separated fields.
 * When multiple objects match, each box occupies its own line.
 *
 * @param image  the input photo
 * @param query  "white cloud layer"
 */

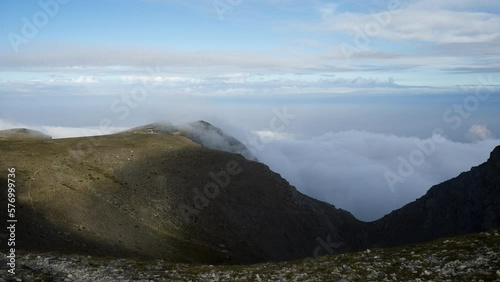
xmin=0 ymin=119 xmax=126 ymax=139
xmin=318 ymin=0 xmax=500 ymax=44
xmin=254 ymin=131 xmax=500 ymax=221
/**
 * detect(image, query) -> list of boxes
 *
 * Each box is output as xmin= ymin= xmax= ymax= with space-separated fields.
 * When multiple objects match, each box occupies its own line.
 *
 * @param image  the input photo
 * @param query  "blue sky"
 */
xmin=1 ymin=0 xmax=500 ymax=99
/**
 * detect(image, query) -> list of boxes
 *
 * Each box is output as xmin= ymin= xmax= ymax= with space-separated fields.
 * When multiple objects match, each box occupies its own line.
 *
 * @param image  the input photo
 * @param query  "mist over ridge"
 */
xmin=1 ymin=95 xmax=499 ymax=221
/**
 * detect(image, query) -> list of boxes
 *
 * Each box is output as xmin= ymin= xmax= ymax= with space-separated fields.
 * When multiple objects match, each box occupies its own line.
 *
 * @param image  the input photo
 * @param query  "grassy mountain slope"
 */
xmin=0 ymin=129 xmax=367 ymax=263
xmin=0 ymin=125 xmax=499 ymax=266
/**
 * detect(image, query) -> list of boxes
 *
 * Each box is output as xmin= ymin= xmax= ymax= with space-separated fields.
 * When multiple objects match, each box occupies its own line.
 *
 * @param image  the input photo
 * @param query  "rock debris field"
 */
xmin=1 ymin=229 xmax=500 ymax=282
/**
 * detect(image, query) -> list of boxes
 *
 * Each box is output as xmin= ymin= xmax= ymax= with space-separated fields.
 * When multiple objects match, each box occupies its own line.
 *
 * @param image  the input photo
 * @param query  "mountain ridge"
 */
xmin=129 ymin=120 xmax=257 ymax=161
xmin=0 ymin=128 xmax=51 ymax=140
xmin=371 ymin=143 xmax=500 ymax=247
xmin=0 ymin=122 xmax=499 ymax=264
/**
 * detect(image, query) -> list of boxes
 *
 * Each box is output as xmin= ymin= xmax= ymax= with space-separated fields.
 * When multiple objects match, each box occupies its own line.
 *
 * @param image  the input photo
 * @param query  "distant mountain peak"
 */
xmin=195 ymin=120 xmax=212 ymax=127
xmin=0 ymin=128 xmax=51 ymax=140
xmin=130 ymin=121 xmax=257 ymax=161
xmin=489 ymin=146 xmax=500 ymax=163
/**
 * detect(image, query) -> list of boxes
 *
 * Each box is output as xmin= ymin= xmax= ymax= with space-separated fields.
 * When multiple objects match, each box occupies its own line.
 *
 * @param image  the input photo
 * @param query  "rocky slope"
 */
xmin=2 ymin=229 xmax=499 ymax=281
xmin=372 ymin=146 xmax=500 ymax=248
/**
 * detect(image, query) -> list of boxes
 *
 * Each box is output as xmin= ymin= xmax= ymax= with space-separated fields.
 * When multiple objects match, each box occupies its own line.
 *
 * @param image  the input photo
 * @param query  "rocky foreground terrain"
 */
xmin=2 ymin=229 xmax=499 ymax=281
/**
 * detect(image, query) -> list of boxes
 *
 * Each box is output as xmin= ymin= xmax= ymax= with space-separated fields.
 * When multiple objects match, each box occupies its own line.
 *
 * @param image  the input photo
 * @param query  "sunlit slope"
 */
xmin=0 ymin=130 xmax=367 ymax=263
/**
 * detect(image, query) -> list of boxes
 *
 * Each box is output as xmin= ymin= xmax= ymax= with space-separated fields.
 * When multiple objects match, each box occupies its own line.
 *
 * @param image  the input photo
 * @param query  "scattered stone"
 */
xmin=1 ymin=229 xmax=499 ymax=281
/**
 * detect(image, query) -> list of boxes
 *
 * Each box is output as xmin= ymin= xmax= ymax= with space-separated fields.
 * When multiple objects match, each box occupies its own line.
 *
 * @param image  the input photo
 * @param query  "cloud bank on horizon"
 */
xmin=255 ymin=129 xmax=499 ymax=221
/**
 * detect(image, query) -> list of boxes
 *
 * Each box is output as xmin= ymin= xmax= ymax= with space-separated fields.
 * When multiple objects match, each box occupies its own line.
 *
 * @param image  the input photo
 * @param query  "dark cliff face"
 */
xmin=177 ymin=160 xmax=372 ymax=262
xmin=370 ymin=145 xmax=500 ymax=247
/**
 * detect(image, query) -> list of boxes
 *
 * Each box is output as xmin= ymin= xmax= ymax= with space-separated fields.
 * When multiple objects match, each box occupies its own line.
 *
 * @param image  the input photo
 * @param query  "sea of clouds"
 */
xmin=1 ymin=98 xmax=498 ymax=221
